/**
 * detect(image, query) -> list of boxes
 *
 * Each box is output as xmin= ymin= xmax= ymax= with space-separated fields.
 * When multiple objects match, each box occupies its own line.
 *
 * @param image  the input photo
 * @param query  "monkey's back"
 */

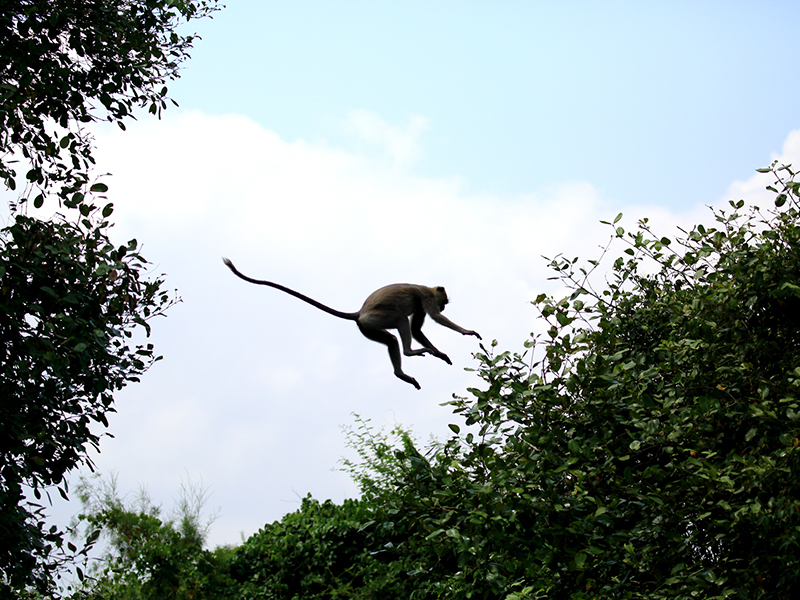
xmin=359 ymin=284 xmax=432 ymax=317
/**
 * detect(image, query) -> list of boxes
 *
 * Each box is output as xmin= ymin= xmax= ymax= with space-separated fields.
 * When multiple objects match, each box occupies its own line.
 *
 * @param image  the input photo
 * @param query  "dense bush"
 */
xmin=233 ymin=497 xmax=376 ymax=599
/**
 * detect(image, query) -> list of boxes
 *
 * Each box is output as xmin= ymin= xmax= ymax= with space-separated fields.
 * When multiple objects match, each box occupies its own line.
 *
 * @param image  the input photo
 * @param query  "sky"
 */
xmin=21 ymin=1 xmax=800 ymax=550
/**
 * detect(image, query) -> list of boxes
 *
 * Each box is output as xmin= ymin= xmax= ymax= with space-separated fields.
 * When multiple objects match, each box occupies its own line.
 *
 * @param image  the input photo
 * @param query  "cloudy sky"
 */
xmin=31 ymin=1 xmax=800 ymax=549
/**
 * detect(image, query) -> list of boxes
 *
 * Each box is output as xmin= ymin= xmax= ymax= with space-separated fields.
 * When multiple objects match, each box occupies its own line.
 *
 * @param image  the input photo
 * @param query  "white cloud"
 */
xmin=39 ymin=112 xmax=795 ymax=549
xmin=342 ymin=109 xmax=429 ymax=170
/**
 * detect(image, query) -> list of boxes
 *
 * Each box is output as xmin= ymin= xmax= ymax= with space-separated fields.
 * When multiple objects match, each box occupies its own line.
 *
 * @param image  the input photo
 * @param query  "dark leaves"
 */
xmin=0 ymin=0 xmax=219 ymax=207
xmin=0 ymin=214 xmax=179 ymax=591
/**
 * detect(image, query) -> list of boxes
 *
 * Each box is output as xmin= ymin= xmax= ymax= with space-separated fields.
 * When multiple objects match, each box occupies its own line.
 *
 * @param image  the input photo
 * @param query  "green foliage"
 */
xmin=232 ymin=496 xmax=376 ymax=600
xmin=70 ymin=473 xmax=236 ymax=600
xmin=233 ymin=163 xmax=800 ymax=599
xmin=0 ymin=0 xmax=218 ymax=205
xmin=0 ymin=209 xmax=178 ymax=593
xmin=339 ymin=414 xmax=421 ymax=503
xmin=1 ymin=0 xmax=214 ymax=593
xmin=231 ymin=421 xmax=443 ymax=599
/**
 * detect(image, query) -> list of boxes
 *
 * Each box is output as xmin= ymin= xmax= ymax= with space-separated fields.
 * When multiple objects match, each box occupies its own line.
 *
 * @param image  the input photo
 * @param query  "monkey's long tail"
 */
xmin=222 ymin=257 xmax=360 ymax=321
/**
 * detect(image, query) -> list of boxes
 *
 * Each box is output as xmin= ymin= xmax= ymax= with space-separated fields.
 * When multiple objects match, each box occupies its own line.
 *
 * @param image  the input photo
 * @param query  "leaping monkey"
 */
xmin=222 ymin=258 xmax=481 ymax=389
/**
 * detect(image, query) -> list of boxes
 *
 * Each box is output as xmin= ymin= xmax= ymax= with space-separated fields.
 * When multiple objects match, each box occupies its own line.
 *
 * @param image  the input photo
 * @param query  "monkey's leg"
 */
xmin=357 ymin=323 xmax=421 ymax=389
xmin=396 ymin=317 xmax=434 ymax=359
xmin=410 ymin=312 xmax=452 ymax=365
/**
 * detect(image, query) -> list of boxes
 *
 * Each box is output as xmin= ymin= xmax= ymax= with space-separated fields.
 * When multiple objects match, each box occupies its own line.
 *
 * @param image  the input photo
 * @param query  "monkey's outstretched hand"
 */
xmin=466 ymin=330 xmax=482 ymax=340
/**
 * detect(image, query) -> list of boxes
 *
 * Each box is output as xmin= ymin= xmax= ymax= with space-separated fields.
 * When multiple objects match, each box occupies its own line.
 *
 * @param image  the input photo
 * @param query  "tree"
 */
xmin=0 ymin=212 xmax=176 ymax=593
xmin=215 ymin=418 xmax=425 ymax=600
xmin=232 ymin=496 xmax=384 ymax=600
xmin=0 ymin=0 xmax=216 ymax=594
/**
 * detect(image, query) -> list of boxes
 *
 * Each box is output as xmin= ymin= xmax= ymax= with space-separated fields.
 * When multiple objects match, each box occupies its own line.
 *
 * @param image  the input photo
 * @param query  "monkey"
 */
xmin=222 ymin=258 xmax=481 ymax=389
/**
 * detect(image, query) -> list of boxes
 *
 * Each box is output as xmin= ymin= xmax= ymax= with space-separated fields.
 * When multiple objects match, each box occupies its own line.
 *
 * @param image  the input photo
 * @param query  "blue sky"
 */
xmin=34 ymin=1 xmax=800 ymax=551
xmin=172 ymin=1 xmax=800 ymax=207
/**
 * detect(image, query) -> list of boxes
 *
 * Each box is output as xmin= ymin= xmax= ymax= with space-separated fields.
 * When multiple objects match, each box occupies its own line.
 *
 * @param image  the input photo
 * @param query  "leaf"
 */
xmin=568 ymin=438 xmax=581 ymax=454
xmin=448 ymin=423 xmax=460 ymax=434
xmin=556 ymin=311 xmax=573 ymax=326
xmin=90 ymin=182 xmax=109 ymax=193
xmin=671 ymin=562 xmax=686 ymax=575
xmin=425 ymin=528 xmax=445 ymax=540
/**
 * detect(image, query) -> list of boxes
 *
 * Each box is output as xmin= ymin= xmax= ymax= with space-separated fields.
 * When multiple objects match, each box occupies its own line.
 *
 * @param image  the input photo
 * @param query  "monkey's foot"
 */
xmin=395 ymin=372 xmax=421 ymax=390
xmin=433 ymin=352 xmax=452 ymax=365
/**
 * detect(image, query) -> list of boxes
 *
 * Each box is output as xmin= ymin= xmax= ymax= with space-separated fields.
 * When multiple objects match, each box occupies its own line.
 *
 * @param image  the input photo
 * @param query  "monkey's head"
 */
xmin=433 ymin=286 xmax=449 ymax=311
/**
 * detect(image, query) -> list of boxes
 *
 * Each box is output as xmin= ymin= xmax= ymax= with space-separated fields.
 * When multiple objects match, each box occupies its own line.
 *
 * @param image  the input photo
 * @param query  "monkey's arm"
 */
xmin=432 ymin=314 xmax=481 ymax=339
xmin=426 ymin=303 xmax=481 ymax=340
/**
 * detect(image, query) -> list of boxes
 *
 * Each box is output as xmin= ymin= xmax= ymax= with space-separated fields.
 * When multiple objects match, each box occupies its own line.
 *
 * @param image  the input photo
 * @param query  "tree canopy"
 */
xmin=1 ymin=0 xmax=216 ymax=207
xmin=0 ymin=0 xmax=216 ymax=595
